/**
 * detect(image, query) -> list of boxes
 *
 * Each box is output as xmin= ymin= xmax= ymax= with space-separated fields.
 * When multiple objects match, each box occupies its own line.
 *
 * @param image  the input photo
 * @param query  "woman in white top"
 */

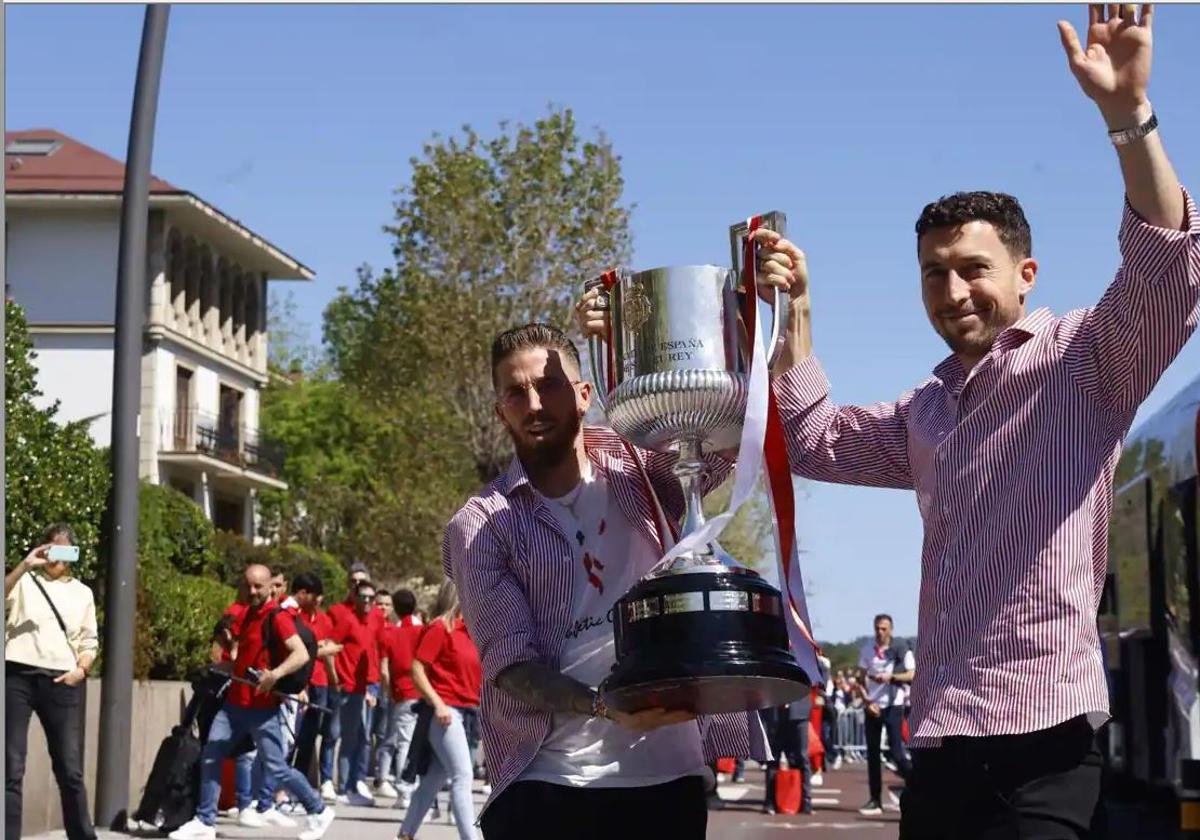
xmin=5 ymin=523 xmax=99 ymax=840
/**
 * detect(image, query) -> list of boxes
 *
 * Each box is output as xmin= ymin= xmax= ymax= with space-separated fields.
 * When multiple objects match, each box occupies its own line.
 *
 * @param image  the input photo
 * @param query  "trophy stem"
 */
xmin=674 ymin=439 xmax=708 ymax=540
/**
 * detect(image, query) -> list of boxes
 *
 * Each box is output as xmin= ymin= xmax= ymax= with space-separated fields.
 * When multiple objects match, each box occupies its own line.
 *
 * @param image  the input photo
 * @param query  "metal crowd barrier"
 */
xmin=832 ymin=706 xmax=868 ymax=762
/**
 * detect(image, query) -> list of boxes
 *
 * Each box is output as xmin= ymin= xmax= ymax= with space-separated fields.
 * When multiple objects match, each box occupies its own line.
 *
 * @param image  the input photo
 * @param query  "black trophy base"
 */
xmin=601 ymin=570 xmax=810 ymax=716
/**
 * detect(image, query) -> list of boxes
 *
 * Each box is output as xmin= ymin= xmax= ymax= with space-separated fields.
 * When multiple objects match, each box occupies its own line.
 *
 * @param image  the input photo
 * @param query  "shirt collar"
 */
xmin=932 ymin=306 xmax=1055 ymax=387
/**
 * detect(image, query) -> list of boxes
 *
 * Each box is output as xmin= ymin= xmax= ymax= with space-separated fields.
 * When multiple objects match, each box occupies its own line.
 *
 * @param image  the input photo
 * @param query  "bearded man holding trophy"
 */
xmin=444 ymin=204 xmax=815 ymax=839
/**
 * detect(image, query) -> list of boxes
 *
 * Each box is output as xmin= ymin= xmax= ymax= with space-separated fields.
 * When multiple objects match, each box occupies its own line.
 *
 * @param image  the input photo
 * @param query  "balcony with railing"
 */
xmin=159 ymin=408 xmax=285 ymax=481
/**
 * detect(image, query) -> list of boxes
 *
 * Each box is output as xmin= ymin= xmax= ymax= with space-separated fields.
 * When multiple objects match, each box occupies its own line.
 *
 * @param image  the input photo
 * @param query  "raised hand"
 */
xmin=1058 ymin=4 xmax=1153 ymax=126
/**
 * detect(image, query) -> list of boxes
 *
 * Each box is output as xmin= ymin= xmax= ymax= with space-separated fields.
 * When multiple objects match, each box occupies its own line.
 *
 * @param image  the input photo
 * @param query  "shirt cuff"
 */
xmin=1118 ymin=186 xmax=1200 ymax=283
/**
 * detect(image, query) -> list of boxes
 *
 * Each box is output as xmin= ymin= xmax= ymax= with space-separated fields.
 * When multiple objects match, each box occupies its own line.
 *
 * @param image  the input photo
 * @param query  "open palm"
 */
xmin=1058 ymin=4 xmax=1153 ymax=115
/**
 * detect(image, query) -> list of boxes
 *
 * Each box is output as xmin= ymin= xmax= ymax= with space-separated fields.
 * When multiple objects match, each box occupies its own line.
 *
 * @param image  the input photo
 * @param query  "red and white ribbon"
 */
xmin=634 ymin=216 xmax=821 ymax=678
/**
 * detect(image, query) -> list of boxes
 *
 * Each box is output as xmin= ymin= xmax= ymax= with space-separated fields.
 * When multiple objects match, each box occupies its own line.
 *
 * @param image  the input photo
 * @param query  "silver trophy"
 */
xmin=586 ymin=212 xmax=810 ymax=715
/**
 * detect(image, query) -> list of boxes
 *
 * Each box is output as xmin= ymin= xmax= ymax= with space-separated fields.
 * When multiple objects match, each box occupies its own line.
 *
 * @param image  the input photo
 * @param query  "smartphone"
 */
xmin=47 ymin=545 xmax=80 ymax=563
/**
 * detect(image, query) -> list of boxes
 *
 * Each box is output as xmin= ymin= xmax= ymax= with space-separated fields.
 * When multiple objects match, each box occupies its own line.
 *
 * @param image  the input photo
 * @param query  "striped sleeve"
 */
xmin=773 ymin=356 xmax=915 ymax=490
xmin=443 ymin=504 xmax=541 ymax=686
xmin=1069 ymin=187 xmax=1200 ymax=418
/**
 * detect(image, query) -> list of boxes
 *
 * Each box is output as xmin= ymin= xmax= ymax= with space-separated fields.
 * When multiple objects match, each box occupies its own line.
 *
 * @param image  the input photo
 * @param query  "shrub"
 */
xmin=215 ymin=529 xmax=272 ymax=586
xmin=4 ymin=300 xmax=111 ymax=583
xmin=135 ymin=564 xmax=234 ymax=680
xmin=138 ymin=482 xmax=219 ymax=577
xmin=270 ymin=543 xmax=348 ymax=604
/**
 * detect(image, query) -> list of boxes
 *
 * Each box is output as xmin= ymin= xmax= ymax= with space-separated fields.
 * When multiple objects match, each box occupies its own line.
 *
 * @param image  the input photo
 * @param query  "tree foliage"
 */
xmin=324 ymin=107 xmax=632 ymax=482
xmin=4 ymin=300 xmax=110 ymax=582
xmin=263 ymin=108 xmax=632 ymax=585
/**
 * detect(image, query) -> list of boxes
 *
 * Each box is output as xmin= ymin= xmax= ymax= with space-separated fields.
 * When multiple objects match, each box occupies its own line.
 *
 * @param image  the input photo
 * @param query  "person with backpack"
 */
xmin=170 ymin=564 xmax=334 ymax=840
xmin=5 ymin=524 xmax=98 ymax=840
xmin=857 ymin=613 xmax=914 ymax=817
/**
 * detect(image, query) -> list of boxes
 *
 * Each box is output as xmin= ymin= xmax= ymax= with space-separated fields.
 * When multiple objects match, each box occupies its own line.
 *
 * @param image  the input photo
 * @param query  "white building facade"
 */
xmin=4 ymin=130 xmax=312 ymax=537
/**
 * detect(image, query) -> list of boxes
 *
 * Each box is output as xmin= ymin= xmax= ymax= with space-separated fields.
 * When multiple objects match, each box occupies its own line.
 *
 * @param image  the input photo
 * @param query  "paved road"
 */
xmin=33 ymin=763 xmax=900 ymax=840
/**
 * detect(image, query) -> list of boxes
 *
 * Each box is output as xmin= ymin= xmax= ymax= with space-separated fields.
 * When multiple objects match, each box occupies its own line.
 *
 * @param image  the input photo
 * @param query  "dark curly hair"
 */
xmin=915 ymin=191 xmax=1032 ymax=260
xmin=491 ymin=323 xmax=581 ymax=387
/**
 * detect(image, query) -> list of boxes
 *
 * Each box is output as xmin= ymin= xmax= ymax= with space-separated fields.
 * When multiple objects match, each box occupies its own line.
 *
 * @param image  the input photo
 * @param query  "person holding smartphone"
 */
xmin=5 ymin=523 xmax=98 ymax=840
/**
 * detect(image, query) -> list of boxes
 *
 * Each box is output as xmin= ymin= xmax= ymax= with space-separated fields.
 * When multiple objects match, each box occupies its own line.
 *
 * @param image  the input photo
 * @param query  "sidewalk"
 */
xmin=26 ymin=766 xmax=900 ymax=840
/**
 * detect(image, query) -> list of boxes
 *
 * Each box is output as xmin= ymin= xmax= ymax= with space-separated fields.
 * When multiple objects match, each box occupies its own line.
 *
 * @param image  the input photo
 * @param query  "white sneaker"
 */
xmin=221 ymin=806 xmax=239 ymax=819
xmin=831 ymin=755 xmax=843 ymax=771
xmin=335 ymin=794 xmax=350 ymax=805
xmin=346 ymin=791 xmax=375 ymax=807
xmin=375 ymin=780 xmax=399 ymax=799
xmin=393 ymin=786 xmax=412 ymax=810
xmin=320 ymin=780 xmax=337 ymax=802
xmin=238 ymin=808 xmax=269 ymax=828
xmin=259 ymin=807 xmax=298 ymax=828
xmin=298 ymin=807 xmax=336 ymax=840
xmin=169 ymin=818 xmax=216 ymax=840
xmin=480 ymin=783 xmax=492 ymax=795
xmin=810 ymin=771 xmax=824 ymax=787
xmin=355 ymin=780 xmax=376 ymax=802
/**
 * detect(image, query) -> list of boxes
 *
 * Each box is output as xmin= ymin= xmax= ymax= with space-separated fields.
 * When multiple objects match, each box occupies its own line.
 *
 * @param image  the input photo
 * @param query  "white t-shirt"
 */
xmin=518 ymin=464 xmax=707 ymax=788
xmin=859 ymin=641 xmax=916 ymax=708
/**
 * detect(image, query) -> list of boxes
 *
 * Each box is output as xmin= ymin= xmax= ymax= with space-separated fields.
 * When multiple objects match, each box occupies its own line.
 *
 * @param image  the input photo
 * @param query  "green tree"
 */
xmin=4 ymin=300 xmax=110 ymax=582
xmin=324 ymin=106 xmax=632 ymax=482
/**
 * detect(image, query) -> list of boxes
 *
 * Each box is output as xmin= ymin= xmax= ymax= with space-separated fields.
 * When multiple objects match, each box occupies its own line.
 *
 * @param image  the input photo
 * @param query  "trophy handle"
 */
xmin=730 ymin=211 xmax=790 ymax=367
xmin=584 ymin=273 xmax=614 ymax=411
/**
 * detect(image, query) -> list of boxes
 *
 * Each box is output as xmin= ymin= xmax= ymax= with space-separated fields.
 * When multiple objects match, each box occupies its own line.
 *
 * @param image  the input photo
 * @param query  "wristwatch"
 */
xmin=1108 ymin=110 xmax=1158 ymax=146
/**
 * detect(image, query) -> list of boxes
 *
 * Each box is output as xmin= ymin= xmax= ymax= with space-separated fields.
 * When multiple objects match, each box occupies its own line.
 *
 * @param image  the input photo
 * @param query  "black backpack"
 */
xmin=261 ymin=606 xmax=318 ymax=695
xmin=133 ymin=687 xmax=205 ymax=832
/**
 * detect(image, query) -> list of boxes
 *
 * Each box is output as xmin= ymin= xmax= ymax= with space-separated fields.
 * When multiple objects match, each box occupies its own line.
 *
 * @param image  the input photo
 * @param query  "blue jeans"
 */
xmin=235 ymin=751 xmax=256 ymax=810
xmin=195 ymin=704 xmax=324 ymax=826
xmin=293 ymin=685 xmax=331 ymax=785
xmin=356 ymin=684 xmax=378 ymax=784
xmin=321 ymin=688 xmax=343 ymax=785
xmin=399 ymin=707 xmax=477 ymax=840
xmin=336 ymin=691 xmax=369 ymax=794
xmin=376 ymin=699 xmax=419 ymax=782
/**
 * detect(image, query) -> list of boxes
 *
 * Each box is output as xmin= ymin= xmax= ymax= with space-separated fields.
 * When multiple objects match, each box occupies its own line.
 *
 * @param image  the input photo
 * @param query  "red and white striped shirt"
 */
xmin=775 ymin=190 xmax=1200 ymax=746
xmin=444 ymin=426 xmax=768 ymax=808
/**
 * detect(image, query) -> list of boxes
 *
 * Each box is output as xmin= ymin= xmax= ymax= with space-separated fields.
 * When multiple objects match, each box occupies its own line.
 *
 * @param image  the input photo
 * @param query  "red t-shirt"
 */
xmin=380 ymin=617 xmax=423 ymax=702
xmin=414 ymin=617 xmax=481 ymax=708
xmin=297 ymin=607 xmax=333 ymax=688
xmin=327 ymin=603 xmax=380 ymax=694
xmin=218 ymin=602 xmax=249 ymax=663
xmin=229 ymin=599 xmax=297 ymax=709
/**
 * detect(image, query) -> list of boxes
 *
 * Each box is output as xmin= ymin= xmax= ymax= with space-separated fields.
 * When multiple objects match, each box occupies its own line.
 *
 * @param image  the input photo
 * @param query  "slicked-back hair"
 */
xmin=491 ymin=323 xmax=581 ymax=388
xmin=915 ymin=191 xmax=1032 ymax=260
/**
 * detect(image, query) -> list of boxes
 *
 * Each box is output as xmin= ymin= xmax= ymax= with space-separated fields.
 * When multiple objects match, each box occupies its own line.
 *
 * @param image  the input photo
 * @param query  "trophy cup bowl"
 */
xmin=587 ymin=228 xmax=810 ymax=716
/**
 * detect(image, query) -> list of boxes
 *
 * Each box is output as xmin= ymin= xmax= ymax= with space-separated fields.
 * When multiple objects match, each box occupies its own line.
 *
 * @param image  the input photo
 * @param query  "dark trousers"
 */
xmin=899 ymin=715 xmax=1102 ymax=839
xmin=481 ymin=775 xmax=707 ymax=840
xmin=292 ymin=684 xmax=330 ymax=784
xmin=5 ymin=665 xmax=96 ymax=840
xmin=867 ymin=704 xmax=912 ymax=802
xmin=765 ymin=718 xmax=812 ymax=810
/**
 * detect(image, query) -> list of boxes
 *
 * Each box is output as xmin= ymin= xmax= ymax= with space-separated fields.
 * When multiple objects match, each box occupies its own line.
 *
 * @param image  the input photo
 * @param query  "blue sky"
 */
xmin=8 ymin=4 xmax=1200 ymax=642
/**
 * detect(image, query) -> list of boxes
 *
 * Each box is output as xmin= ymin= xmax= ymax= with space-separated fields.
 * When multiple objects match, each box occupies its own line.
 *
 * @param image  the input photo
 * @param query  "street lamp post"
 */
xmin=95 ymin=4 xmax=170 ymax=829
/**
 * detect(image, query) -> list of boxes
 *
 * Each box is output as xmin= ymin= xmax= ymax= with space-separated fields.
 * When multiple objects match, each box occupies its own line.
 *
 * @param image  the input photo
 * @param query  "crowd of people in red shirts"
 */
xmin=168 ymin=560 xmax=484 ymax=840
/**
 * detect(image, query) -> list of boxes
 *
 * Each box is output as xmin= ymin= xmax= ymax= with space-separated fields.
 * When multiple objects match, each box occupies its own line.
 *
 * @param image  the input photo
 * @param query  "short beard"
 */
xmin=512 ymin=408 xmax=582 ymax=476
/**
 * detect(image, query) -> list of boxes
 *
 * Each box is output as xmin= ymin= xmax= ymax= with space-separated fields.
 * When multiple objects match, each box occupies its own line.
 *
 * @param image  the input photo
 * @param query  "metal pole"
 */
xmin=95 ymin=5 xmax=170 ymax=830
